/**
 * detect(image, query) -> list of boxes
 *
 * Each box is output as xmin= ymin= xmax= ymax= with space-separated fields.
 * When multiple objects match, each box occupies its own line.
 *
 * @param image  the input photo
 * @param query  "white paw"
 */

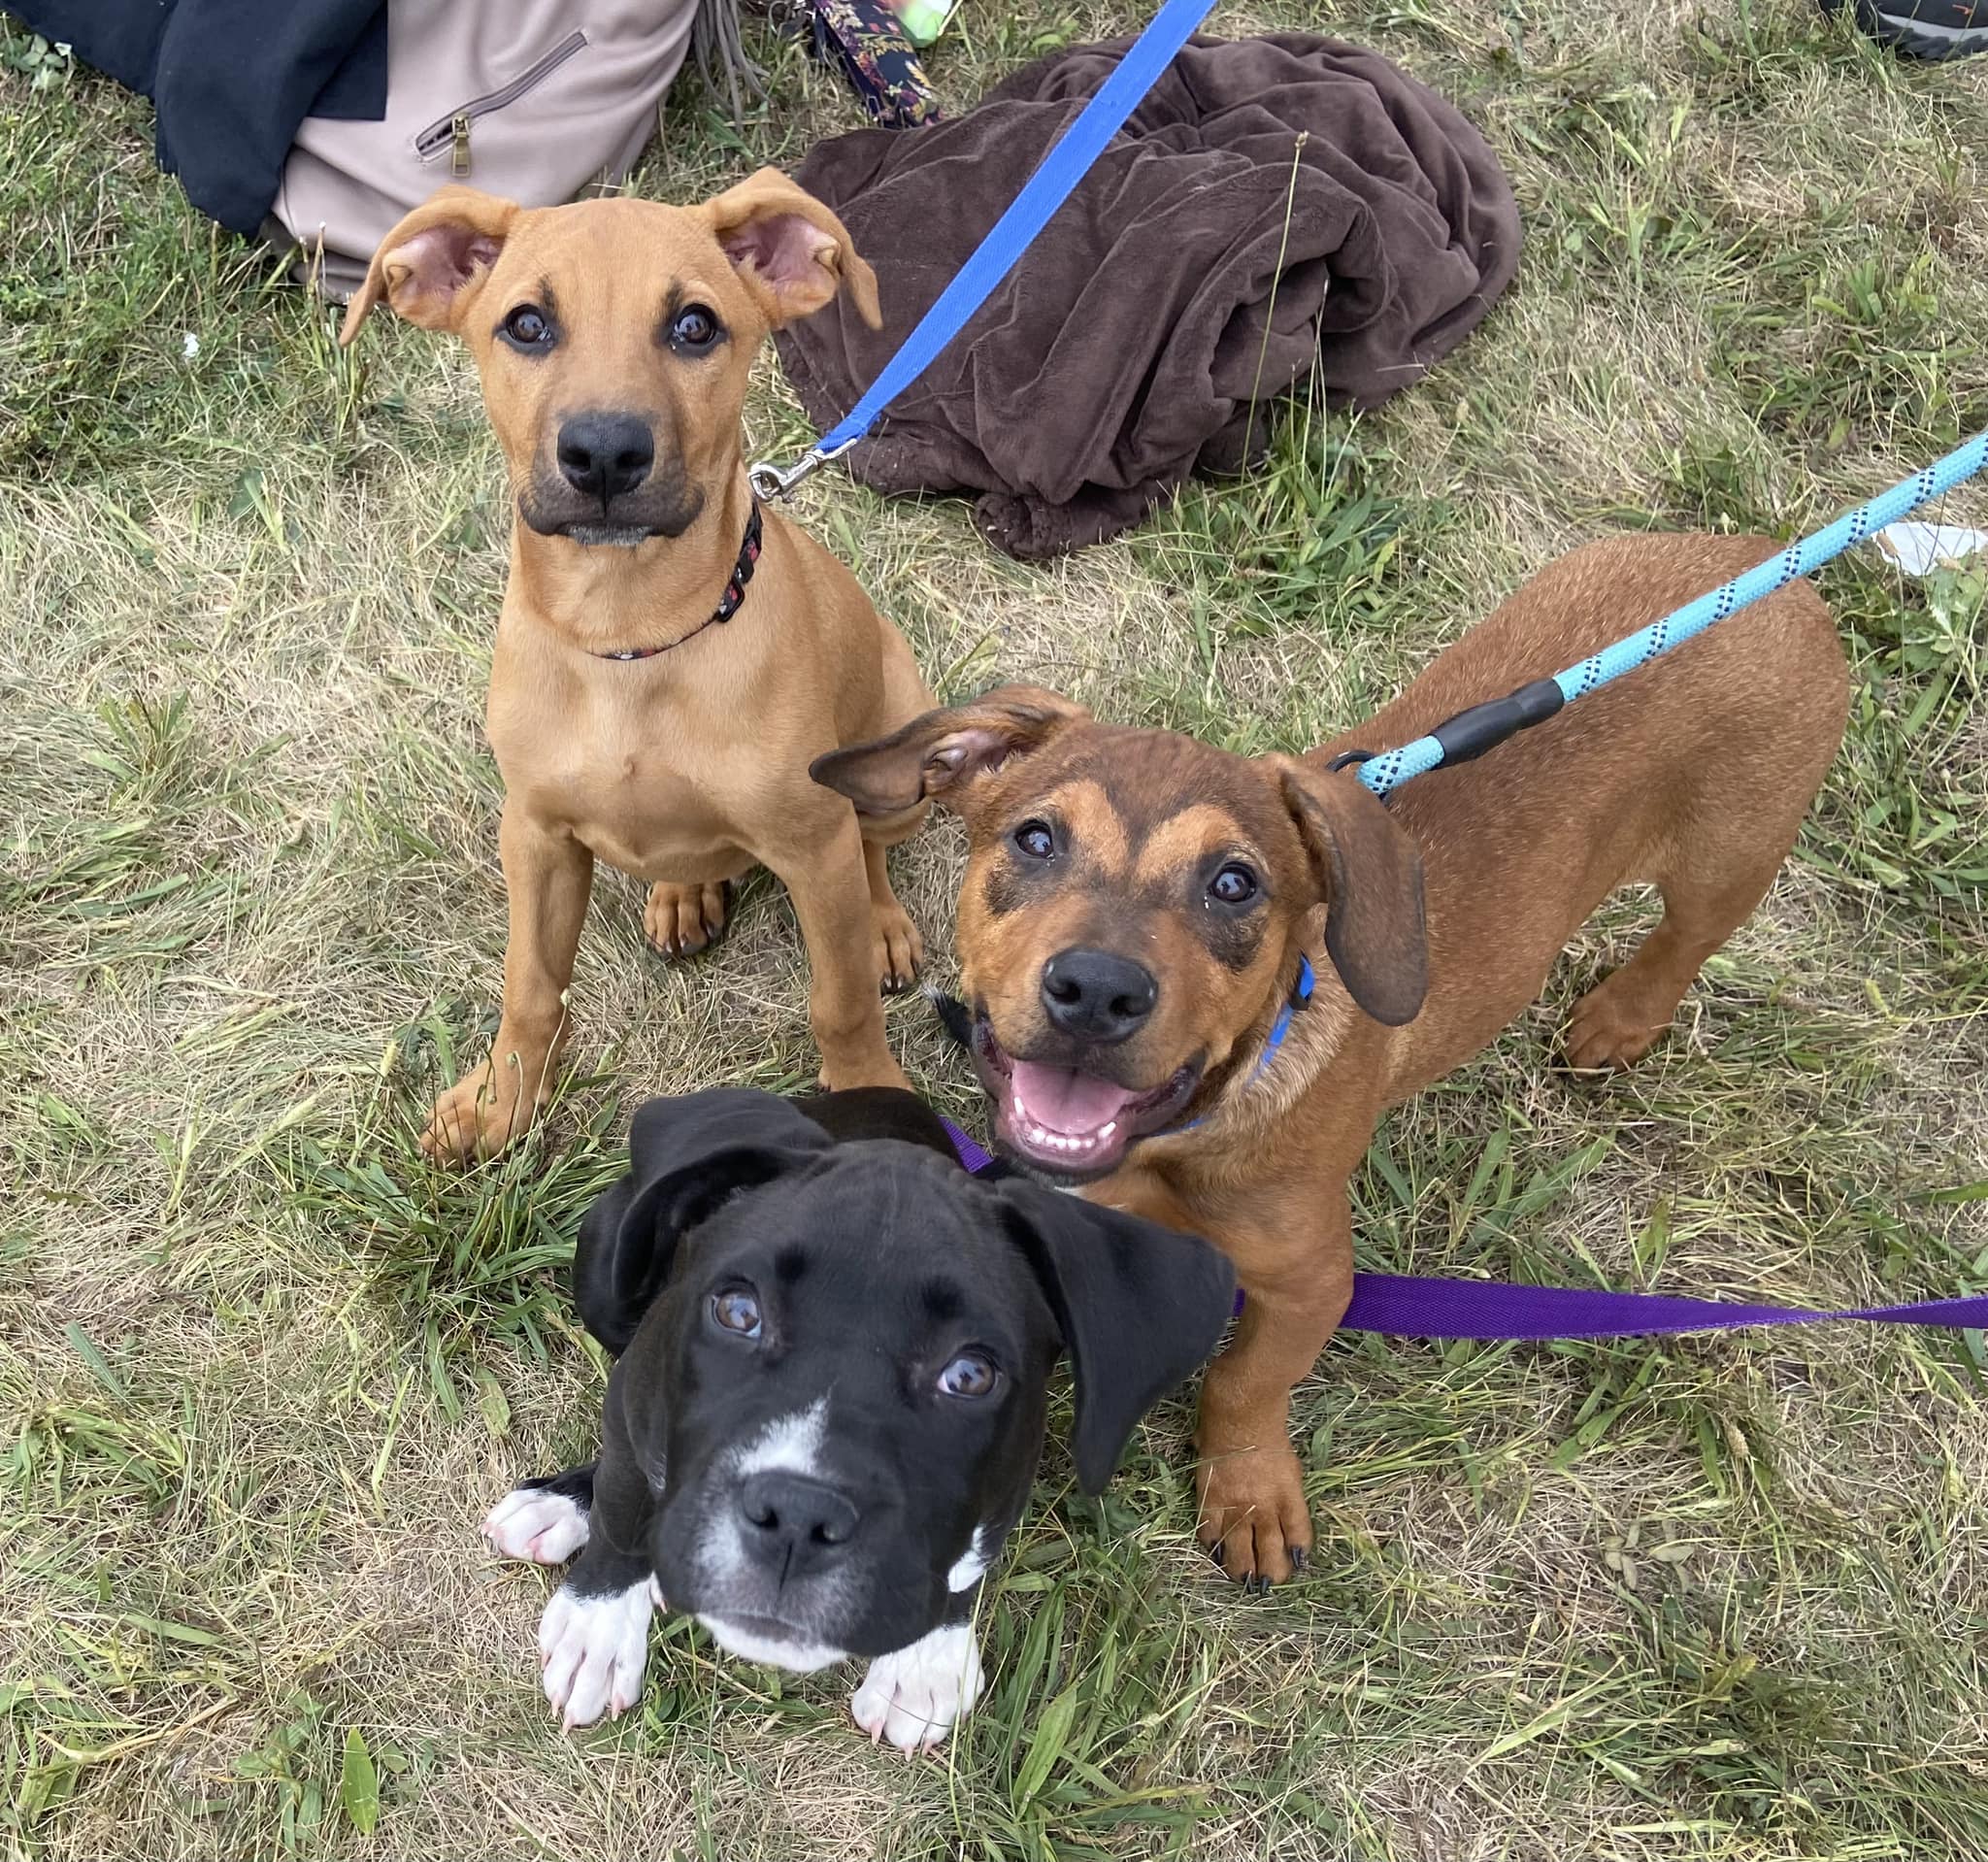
xmin=538 ymin=1580 xmax=653 ymax=1731
xmin=850 ymin=1623 xmax=983 ymax=1753
xmin=483 ymin=1485 xmax=591 ymax=1565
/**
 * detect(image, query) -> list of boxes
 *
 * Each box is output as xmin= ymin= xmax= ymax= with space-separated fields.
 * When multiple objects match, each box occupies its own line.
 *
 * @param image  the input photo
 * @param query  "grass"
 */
xmin=2 ymin=2 xmax=1985 ymax=1856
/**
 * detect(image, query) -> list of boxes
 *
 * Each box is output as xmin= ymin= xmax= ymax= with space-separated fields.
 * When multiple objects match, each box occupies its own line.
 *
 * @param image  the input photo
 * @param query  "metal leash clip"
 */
xmin=748 ymin=443 xmax=849 ymax=503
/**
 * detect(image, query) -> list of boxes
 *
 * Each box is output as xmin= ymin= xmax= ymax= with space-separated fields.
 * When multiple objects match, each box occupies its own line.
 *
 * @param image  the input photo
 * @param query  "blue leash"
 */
xmin=1352 ymin=429 xmax=1988 ymax=799
xmin=749 ymin=0 xmax=1220 ymax=501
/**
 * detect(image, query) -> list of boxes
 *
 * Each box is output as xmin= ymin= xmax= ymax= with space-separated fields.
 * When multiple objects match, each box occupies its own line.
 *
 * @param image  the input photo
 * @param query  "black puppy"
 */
xmin=482 ymin=1086 xmax=1235 ymax=1750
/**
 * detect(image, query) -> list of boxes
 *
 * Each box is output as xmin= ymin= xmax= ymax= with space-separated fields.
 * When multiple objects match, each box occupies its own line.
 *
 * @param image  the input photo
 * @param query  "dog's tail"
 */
xmin=923 ymin=983 xmax=974 ymax=1051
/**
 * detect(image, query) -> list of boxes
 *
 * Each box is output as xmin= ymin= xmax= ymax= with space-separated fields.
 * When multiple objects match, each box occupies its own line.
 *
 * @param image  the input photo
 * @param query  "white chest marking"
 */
xmin=945 ymin=1523 xmax=995 ymax=1594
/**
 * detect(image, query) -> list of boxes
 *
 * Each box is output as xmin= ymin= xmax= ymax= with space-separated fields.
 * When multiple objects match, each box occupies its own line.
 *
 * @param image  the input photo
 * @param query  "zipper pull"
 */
xmin=449 ymin=112 xmax=471 ymax=177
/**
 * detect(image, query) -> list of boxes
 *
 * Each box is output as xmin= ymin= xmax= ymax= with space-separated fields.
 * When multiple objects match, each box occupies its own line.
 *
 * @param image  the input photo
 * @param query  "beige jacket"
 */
xmin=272 ymin=0 xmax=699 ymax=298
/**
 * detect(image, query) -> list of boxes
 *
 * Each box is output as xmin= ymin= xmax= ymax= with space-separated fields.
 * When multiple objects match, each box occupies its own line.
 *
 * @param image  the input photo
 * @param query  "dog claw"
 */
xmin=645 ymin=879 xmax=733 ymax=962
xmin=1289 ymin=1547 xmax=1307 ymax=1573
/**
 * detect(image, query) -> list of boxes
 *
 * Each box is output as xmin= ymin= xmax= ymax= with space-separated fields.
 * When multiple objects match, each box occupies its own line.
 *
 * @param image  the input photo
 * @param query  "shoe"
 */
xmin=1823 ymin=0 xmax=1988 ymax=59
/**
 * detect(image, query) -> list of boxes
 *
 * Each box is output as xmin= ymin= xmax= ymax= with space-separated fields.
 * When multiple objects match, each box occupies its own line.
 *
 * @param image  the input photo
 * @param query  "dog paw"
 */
xmin=539 ymin=1581 xmax=653 ymax=1731
xmin=421 ymin=1066 xmax=537 ymax=1164
xmin=850 ymin=1624 xmax=983 ymax=1753
xmin=870 ymin=899 xmax=924 ymax=996
xmin=484 ymin=1485 xmax=590 ymax=1565
xmin=1564 ymin=976 xmax=1671 ymax=1072
xmin=1196 ymin=1444 xmax=1312 ymax=1587
xmin=645 ymin=880 xmax=731 ymax=959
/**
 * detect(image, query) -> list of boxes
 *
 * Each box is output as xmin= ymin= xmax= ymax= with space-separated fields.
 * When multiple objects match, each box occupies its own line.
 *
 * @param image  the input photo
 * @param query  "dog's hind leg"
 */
xmin=1563 ymin=811 xmax=1810 ymax=1072
xmin=645 ymin=879 xmax=736 ymax=959
xmin=1565 ymin=576 xmax=1849 ymax=1073
xmin=644 ymin=848 xmax=756 ymax=960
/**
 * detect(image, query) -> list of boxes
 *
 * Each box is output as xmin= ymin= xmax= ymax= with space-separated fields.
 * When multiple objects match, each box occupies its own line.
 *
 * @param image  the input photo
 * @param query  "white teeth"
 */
xmin=1006 ymin=1090 xmax=1126 ymax=1161
xmin=1016 ymin=1117 xmax=1111 ymax=1157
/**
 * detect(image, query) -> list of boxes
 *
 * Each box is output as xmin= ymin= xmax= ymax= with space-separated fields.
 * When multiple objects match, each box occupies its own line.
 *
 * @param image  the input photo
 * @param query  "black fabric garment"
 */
xmin=7 ymin=0 xmax=387 ymax=236
xmin=775 ymin=33 xmax=1521 ymax=558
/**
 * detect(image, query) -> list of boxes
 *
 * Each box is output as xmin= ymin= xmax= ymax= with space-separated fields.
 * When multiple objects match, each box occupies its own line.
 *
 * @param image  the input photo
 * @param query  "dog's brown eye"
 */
xmin=712 ymin=1287 xmax=762 ymax=1338
xmin=938 ymin=1351 xmax=998 ymax=1399
xmin=502 ymin=305 xmax=553 ymax=349
xmin=1209 ymin=863 xmax=1258 ymax=906
xmin=1012 ymin=819 xmax=1054 ymax=860
xmin=672 ymin=304 xmax=720 ymax=349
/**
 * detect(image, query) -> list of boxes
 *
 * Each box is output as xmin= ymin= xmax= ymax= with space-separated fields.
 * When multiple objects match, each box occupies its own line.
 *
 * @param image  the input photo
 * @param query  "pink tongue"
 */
xmin=1009 ymin=1060 xmax=1138 ymax=1136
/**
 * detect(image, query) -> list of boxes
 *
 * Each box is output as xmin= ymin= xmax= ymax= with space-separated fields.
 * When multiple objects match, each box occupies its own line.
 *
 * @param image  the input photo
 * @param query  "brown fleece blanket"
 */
xmin=774 ymin=33 xmax=1520 ymax=558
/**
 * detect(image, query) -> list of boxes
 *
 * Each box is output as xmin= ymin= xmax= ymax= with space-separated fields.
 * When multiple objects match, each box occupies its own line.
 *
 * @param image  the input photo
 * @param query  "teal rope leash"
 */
xmin=1353 ymin=429 xmax=1988 ymax=799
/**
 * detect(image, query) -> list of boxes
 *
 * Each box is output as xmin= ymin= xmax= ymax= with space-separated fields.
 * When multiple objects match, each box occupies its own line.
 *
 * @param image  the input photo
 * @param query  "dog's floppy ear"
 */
xmin=812 ymin=685 xmax=1087 ymax=818
xmin=996 ymin=1181 xmax=1235 ymax=1495
xmin=573 ymin=1090 xmax=833 ymax=1354
xmin=338 ymin=187 xmax=520 ymax=345
xmin=702 ymin=167 xmax=882 ymax=331
xmin=1274 ymin=756 xmax=1428 ymax=1028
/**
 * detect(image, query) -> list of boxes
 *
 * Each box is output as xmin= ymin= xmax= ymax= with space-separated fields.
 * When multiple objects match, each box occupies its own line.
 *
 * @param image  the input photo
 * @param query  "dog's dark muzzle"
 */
xmin=520 ymin=414 xmax=706 ymax=545
xmin=653 ymin=1463 xmax=936 ymax=1659
xmin=736 ymin=1470 xmax=860 ymax=1579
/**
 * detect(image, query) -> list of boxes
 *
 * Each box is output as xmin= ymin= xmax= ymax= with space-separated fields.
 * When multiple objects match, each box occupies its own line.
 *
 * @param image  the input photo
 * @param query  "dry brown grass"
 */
xmin=3 ymin=1 xmax=1986 ymax=1856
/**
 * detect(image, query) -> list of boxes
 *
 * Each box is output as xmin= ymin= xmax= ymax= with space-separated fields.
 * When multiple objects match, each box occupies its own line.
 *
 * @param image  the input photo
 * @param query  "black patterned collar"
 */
xmin=591 ymin=500 xmax=763 ymax=662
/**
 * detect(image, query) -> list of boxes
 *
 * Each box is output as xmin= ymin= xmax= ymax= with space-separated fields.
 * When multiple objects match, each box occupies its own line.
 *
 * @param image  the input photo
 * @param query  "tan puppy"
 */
xmin=815 ymin=534 xmax=1850 ymax=1584
xmin=342 ymin=174 xmax=932 ymax=1159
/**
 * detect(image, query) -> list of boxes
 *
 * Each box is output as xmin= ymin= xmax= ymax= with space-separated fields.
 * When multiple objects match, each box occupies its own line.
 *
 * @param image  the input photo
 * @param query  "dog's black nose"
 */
xmin=555 ymin=412 xmax=654 ymax=502
xmin=737 ymin=1471 xmax=860 ymax=1569
xmin=1041 ymin=947 xmax=1158 ymax=1045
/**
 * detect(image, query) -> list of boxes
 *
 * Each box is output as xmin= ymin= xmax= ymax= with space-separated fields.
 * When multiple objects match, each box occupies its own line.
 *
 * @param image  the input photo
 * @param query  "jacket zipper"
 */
xmin=415 ymin=29 xmax=590 ymax=174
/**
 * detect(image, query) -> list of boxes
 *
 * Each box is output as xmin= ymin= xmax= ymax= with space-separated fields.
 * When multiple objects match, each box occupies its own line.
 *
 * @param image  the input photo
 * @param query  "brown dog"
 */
xmin=814 ymin=533 xmax=1849 ymax=1584
xmin=341 ymin=174 xmax=932 ymax=1159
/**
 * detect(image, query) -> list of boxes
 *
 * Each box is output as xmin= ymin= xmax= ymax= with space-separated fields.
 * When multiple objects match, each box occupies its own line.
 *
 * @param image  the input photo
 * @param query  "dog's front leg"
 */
xmin=766 ymin=808 xmax=911 ymax=1093
xmin=537 ymin=1413 xmax=656 ymax=1730
xmin=1192 ymin=1185 xmax=1357 ymax=1589
xmin=425 ymin=802 xmax=593 ymax=1162
xmin=851 ymin=1616 xmax=985 ymax=1753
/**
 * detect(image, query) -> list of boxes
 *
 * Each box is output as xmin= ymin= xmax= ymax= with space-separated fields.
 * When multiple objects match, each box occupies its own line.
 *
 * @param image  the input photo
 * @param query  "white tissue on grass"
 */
xmin=1875 ymin=521 xmax=1988 ymax=578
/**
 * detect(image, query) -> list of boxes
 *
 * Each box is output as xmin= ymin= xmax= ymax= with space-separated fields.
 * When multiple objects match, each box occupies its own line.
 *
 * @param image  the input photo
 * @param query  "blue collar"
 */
xmin=1176 ymin=954 xmax=1314 ymax=1134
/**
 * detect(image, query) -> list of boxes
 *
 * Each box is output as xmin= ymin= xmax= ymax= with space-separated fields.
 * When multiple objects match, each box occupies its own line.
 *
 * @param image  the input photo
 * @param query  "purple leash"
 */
xmin=939 ymin=1116 xmax=1988 ymax=1342
xmin=940 ymin=1114 xmax=996 ymax=1175
xmin=1335 ymin=1274 xmax=1988 ymax=1342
